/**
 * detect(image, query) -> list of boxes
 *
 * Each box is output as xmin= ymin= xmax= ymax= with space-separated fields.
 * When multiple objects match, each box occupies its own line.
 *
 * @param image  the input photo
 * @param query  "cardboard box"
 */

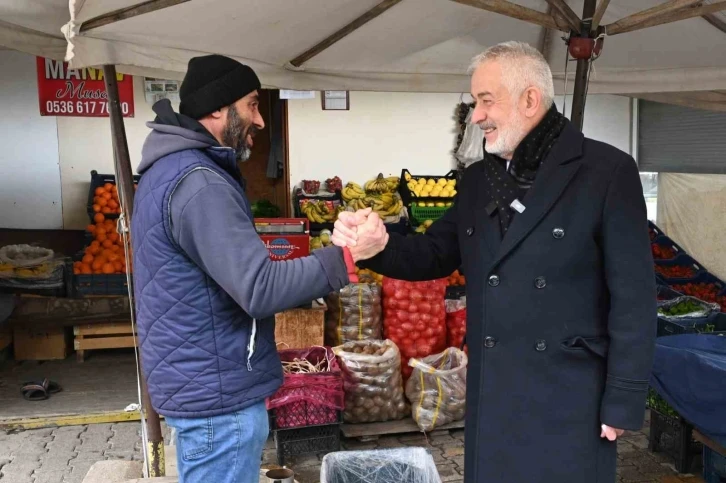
xmin=275 ymin=300 xmax=326 ymax=350
xmin=14 ymin=326 xmax=71 ymax=360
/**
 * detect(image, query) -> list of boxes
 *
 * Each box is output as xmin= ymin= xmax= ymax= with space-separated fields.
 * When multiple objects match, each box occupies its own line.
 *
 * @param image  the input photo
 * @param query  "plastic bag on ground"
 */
xmin=406 ymin=348 xmax=467 ymax=432
xmin=333 ymin=340 xmax=409 ymax=424
xmin=326 ymin=283 xmax=383 ymax=346
xmin=320 ymin=448 xmax=441 ymax=483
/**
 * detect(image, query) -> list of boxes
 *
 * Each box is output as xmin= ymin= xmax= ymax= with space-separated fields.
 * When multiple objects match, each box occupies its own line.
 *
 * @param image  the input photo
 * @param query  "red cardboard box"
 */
xmin=255 ymin=218 xmax=310 ymax=261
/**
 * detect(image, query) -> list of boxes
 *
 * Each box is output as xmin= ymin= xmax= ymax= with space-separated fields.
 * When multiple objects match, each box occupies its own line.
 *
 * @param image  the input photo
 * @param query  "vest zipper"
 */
xmin=246 ymin=319 xmax=257 ymax=372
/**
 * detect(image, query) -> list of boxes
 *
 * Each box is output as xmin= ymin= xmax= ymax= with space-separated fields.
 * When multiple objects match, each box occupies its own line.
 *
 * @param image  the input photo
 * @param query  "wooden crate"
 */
xmin=274 ymin=300 xmax=326 ymax=350
xmin=74 ymin=321 xmax=136 ymax=362
xmin=14 ymin=326 xmax=72 ymax=361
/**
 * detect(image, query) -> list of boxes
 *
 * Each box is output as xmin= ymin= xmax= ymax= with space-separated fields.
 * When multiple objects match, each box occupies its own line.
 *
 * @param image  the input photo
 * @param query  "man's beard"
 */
xmin=222 ymin=105 xmax=257 ymax=162
xmin=482 ymin=109 xmax=528 ymax=159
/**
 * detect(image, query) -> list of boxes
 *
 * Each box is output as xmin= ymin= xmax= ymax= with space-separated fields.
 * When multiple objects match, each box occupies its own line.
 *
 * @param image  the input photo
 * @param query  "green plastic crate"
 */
xmin=410 ymin=204 xmax=451 ymax=225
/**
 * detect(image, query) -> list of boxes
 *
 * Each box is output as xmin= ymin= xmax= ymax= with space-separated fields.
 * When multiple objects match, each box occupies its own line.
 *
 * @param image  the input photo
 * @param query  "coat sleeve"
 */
xmin=599 ymin=156 xmax=657 ymax=430
xmin=169 ymin=170 xmax=350 ymax=320
xmin=358 ymin=198 xmax=461 ymax=281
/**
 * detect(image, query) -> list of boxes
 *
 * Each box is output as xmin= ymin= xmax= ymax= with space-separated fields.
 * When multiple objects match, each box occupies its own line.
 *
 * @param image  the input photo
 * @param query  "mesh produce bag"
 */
xmin=406 ymin=348 xmax=467 ymax=432
xmin=333 ymin=340 xmax=409 ymax=424
xmin=326 ymin=283 xmax=382 ymax=346
xmin=320 ymin=448 xmax=441 ymax=483
xmin=445 ymin=297 xmax=467 ymax=355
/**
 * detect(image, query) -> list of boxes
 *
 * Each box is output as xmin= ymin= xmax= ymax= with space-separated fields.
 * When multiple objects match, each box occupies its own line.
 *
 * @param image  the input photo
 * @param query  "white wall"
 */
xmin=288 ymin=92 xmax=634 ymax=189
xmin=287 ymin=92 xmax=462 ymax=186
xmin=0 ymin=50 xmax=62 ymax=229
xmin=57 ymin=77 xmax=155 ymax=229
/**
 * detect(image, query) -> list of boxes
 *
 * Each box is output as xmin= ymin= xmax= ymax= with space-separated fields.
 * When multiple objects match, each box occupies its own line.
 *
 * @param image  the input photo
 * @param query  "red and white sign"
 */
xmin=36 ymin=57 xmax=135 ymax=118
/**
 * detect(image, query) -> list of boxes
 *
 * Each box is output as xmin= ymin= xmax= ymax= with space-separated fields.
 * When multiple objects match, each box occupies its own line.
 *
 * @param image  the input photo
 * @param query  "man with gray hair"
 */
xmin=333 ymin=41 xmax=656 ymax=482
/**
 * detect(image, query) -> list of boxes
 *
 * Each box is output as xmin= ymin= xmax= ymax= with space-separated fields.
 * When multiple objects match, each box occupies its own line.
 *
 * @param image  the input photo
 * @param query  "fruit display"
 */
xmin=382 ymin=278 xmax=448 ymax=381
xmin=325 ymin=176 xmax=343 ymax=193
xmin=404 ymin=171 xmax=457 ymax=200
xmin=325 ymin=283 xmax=383 ymax=347
xmin=670 ymin=282 xmax=726 ymax=312
xmin=414 ymin=219 xmax=434 ymax=234
xmin=90 ymin=182 xmax=130 ymax=216
xmin=310 ymin=229 xmax=333 ymax=251
xmin=333 ymin=339 xmax=410 ymax=424
xmin=302 ymin=180 xmax=321 ymax=194
xmin=73 ymin=216 xmax=131 ymax=275
xmin=300 ymin=199 xmax=344 ymax=224
xmin=356 ymin=268 xmax=383 ymax=285
xmin=406 ymin=348 xmax=467 ymax=431
xmin=655 ymin=264 xmax=697 ymax=279
xmin=448 ymin=270 xmax=465 ymax=286
xmin=342 ymin=176 xmax=404 ymax=219
xmin=652 ymin=243 xmax=677 ymax=260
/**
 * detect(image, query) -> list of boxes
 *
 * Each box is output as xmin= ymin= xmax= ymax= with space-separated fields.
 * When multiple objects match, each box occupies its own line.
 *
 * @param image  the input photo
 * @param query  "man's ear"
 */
xmin=209 ymin=108 xmax=225 ymax=120
xmin=523 ymin=87 xmax=542 ymax=119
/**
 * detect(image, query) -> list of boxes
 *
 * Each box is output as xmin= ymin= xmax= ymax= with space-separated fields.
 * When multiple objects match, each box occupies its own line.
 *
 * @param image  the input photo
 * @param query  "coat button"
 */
xmin=466 ymin=227 xmax=475 ymax=236
xmin=535 ymin=339 xmax=547 ymax=351
xmin=552 ymin=227 xmax=565 ymax=239
xmin=534 ymin=276 xmax=547 ymax=289
xmin=488 ymin=275 xmax=500 ymax=287
xmin=484 ymin=336 xmax=497 ymax=348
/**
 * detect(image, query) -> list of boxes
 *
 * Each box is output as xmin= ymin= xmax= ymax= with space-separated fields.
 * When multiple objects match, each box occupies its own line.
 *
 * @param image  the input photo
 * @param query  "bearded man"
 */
xmin=130 ymin=55 xmax=381 ymax=483
xmin=332 ymin=41 xmax=656 ymax=483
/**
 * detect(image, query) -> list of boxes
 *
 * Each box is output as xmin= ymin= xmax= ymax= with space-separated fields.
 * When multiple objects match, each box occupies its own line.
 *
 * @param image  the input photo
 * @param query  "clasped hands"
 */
xmin=332 ymin=208 xmax=389 ymax=262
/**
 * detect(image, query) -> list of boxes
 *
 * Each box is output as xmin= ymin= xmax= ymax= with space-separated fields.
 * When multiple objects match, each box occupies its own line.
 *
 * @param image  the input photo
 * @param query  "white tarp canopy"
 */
xmin=1 ymin=0 xmax=726 ymax=98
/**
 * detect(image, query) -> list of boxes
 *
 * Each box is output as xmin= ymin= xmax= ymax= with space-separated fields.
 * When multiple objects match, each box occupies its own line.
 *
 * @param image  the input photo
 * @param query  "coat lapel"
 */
xmin=490 ymin=122 xmax=585 ymax=269
xmin=470 ymin=161 xmax=503 ymax=256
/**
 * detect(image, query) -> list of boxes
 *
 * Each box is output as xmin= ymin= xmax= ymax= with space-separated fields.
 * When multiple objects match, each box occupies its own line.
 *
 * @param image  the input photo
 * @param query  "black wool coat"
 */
xmin=361 ymin=122 xmax=657 ymax=483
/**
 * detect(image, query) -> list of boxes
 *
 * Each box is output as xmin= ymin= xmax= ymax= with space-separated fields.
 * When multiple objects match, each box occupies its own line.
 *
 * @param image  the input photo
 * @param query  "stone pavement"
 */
xmin=0 ymin=413 xmax=705 ymax=483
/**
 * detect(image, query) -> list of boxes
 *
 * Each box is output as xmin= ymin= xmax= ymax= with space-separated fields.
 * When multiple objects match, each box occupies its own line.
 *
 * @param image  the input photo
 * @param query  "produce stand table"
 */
xmin=341 ymin=417 xmax=465 ymax=440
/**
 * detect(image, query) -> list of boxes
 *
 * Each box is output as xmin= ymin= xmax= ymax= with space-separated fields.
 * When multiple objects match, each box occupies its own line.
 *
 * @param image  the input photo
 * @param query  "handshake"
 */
xmin=332 ymin=208 xmax=390 ymax=262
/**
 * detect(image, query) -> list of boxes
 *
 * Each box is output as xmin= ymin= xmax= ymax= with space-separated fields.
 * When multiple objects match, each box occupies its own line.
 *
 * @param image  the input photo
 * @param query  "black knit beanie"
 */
xmin=179 ymin=55 xmax=261 ymax=119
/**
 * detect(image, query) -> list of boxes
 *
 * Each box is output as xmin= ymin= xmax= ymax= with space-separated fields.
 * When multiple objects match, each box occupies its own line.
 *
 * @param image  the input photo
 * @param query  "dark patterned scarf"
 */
xmin=481 ymin=105 xmax=567 ymax=237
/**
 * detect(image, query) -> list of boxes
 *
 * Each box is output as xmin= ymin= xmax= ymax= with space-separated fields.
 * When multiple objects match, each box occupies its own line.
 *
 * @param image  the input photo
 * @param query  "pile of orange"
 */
xmin=91 ymin=181 xmax=136 ymax=215
xmin=72 ymin=215 xmax=132 ymax=275
xmin=447 ymin=269 xmax=466 ymax=287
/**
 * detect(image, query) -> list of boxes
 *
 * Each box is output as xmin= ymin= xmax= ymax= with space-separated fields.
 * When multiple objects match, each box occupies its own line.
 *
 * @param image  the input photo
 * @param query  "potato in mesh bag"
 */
xmin=406 ymin=347 xmax=467 ymax=432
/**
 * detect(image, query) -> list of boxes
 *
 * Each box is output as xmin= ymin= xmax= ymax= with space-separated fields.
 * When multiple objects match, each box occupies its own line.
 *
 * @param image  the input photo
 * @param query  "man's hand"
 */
xmin=332 ymin=208 xmax=370 ymax=247
xmin=332 ymin=208 xmax=388 ymax=262
xmin=601 ymin=424 xmax=625 ymax=441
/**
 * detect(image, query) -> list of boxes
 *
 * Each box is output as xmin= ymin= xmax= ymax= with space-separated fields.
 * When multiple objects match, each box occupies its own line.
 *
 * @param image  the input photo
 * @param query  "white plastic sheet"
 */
xmin=320 ymin=448 xmax=441 ymax=483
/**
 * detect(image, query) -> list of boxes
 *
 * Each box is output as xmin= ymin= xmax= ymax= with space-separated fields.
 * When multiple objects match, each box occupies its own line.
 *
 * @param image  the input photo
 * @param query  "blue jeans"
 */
xmin=165 ymin=402 xmax=269 ymax=483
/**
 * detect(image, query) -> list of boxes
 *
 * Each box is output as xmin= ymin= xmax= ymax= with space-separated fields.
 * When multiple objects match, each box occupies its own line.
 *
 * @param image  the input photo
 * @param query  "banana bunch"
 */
xmin=406 ymin=177 xmax=457 ymax=199
xmin=364 ymin=174 xmax=399 ymax=195
xmin=342 ymin=182 xmax=366 ymax=202
xmin=301 ymin=201 xmax=342 ymax=224
xmin=347 ymin=193 xmax=403 ymax=218
xmin=414 ymin=219 xmax=435 ymax=234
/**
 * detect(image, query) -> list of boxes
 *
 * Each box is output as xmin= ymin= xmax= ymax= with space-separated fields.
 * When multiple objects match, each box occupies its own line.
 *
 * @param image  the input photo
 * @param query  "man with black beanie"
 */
xmin=130 ymin=55 xmax=385 ymax=483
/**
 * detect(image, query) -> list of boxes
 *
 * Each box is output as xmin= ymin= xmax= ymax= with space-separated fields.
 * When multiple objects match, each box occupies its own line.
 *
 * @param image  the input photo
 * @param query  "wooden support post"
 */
xmin=102 ymin=65 xmax=165 ymax=478
xmin=569 ymin=0 xmax=597 ymax=131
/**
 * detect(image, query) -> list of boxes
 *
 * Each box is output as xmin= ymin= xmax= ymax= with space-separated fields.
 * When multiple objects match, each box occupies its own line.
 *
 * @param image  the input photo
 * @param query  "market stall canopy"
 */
xmin=1 ymin=0 xmax=726 ymax=97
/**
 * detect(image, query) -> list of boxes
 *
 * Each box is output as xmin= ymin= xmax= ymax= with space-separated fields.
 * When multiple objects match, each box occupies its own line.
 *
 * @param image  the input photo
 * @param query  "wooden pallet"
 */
xmin=341 ymin=417 xmax=465 ymax=440
xmin=73 ymin=321 xmax=136 ymax=362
